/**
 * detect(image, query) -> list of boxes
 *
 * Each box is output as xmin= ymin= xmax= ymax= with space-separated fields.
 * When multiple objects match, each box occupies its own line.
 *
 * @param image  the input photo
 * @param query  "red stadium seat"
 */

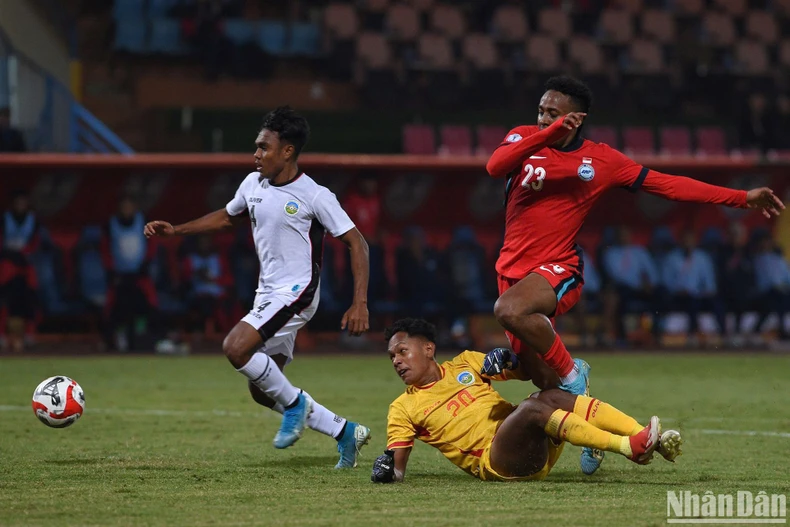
xmin=695 ymin=127 xmax=728 ymax=156
xmin=438 ymin=125 xmax=473 ymax=156
xmin=403 ymin=124 xmax=436 ymax=154
xmin=475 ymin=125 xmax=507 ymax=155
xmin=659 ymin=126 xmax=692 ymax=156
xmin=586 ymin=126 xmax=619 ymax=148
xmin=622 ymin=126 xmax=656 ymax=156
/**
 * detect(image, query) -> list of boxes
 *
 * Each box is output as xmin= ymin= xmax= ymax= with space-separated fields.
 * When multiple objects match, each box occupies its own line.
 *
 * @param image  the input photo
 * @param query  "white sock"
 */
xmin=268 ymin=392 xmax=347 ymax=440
xmin=559 ymin=364 xmax=579 ymax=385
xmin=237 ymin=352 xmax=299 ymax=407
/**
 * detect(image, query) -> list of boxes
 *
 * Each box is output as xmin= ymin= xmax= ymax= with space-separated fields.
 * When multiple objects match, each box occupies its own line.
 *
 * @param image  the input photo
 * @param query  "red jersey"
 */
xmin=487 ymin=118 xmax=748 ymax=280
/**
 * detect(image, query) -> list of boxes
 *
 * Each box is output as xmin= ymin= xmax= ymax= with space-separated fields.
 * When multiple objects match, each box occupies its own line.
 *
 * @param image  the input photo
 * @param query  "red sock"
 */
xmin=543 ymin=333 xmax=574 ymax=377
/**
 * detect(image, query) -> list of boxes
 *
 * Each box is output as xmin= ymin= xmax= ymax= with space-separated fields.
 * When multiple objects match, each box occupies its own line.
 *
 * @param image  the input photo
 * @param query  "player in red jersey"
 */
xmin=485 ymin=76 xmax=784 ymax=475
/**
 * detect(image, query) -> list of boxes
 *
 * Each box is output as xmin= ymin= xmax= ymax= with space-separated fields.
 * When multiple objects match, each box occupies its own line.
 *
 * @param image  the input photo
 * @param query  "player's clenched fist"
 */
xmin=561 ymin=112 xmax=587 ymax=131
xmin=371 ymin=450 xmax=396 ymax=483
xmin=480 ymin=348 xmax=519 ymax=377
xmin=144 ymin=220 xmax=175 ymax=238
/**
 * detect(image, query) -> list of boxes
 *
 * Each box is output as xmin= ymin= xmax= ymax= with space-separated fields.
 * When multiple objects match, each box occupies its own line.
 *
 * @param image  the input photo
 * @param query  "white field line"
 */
xmin=3 ymin=405 xmax=789 ymax=437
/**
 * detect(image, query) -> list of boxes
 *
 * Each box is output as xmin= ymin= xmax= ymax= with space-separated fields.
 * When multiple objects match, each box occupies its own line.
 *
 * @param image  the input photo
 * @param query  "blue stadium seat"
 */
xmin=148 ymin=0 xmax=179 ymax=17
xmin=114 ymin=18 xmax=147 ymax=53
xmin=223 ymin=19 xmax=257 ymax=45
xmin=256 ymin=20 xmax=287 ymax=56
xmin=148 ymin=18 xmax=187 ymax=55
xmin=113 ymin=0 xmax=144 ymax=21
xmin=289 ymin=23 xmax=321 ymax=56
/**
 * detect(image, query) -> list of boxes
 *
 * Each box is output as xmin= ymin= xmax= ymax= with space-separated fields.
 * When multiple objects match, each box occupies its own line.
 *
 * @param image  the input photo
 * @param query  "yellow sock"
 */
xmin=545 ymin=410 xmax=633 ymax=458
xmin=573 ymin=395 xmax=644 ymax=436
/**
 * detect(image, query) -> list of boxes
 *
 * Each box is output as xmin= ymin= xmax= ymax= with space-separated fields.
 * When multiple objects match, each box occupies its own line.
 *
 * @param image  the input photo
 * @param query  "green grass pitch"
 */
xmin=1 ymin=352 xmax=788 ymax=526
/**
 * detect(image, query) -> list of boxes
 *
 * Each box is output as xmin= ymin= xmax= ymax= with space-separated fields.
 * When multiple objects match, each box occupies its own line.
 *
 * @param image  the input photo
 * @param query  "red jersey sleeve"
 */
xmin=603 ymin=145 xmax=747 ymax=208
xmin=486 ymin=119 xmax=572 ymax=178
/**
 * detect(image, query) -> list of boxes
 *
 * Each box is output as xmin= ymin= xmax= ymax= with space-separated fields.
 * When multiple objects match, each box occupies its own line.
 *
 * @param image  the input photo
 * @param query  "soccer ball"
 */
xmin=31 ymin=376 xmax=85 ymax=428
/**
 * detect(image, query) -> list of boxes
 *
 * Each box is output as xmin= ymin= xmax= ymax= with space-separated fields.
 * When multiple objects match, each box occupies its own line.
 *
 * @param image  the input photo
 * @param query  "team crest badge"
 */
xmin=284 ymin=200 xmax=300 ymax=215
xmin=456 ymin=371 xmax=475 ymax=386
xmin=577 ymin=162 xmax=595 ymax=182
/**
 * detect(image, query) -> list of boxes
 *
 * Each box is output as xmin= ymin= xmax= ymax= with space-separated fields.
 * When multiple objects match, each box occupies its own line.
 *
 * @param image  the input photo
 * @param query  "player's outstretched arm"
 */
xmin=143 ymin=208 xmax=242 ymax=239
xmin=337 ymin=227 xmax=370 ymax=336
xmin=485 ymin=113 xmax=585 ymax=178
xmin=639 ymin=172 xmax=785 ymax=218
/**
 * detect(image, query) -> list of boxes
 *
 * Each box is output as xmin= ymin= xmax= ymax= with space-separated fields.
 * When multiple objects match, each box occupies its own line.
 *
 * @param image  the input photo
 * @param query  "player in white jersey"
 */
xmin=144 ymin=106 xmax=371 ymax=468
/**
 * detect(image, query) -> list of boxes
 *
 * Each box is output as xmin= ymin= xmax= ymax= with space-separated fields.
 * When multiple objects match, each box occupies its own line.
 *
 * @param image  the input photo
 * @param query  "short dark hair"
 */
xmin=260 ymin=105 xmax=310 ymax=157
xmin=544 ymin=76 xmax=593 ymax=113
xmin=384 ymin=318 xmax=437 ymax=343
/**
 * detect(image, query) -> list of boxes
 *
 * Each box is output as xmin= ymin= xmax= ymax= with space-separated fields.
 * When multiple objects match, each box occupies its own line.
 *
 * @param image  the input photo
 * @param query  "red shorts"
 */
xmin=497 ymin=262 xmax=583 ymax=355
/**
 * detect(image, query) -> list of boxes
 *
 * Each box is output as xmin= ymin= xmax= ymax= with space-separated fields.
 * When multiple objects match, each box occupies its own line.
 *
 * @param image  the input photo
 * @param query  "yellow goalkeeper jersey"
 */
xmin=386 ymin=351 xmax=519 ymax=477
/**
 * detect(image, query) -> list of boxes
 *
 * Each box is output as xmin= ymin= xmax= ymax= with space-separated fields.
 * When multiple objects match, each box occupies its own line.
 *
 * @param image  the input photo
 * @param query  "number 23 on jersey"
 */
xmin=521 ymin=163 xmax=546 ymax=192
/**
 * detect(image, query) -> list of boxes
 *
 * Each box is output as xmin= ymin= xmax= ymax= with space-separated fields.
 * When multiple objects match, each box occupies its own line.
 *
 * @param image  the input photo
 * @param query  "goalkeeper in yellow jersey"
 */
xmin=371 ymin=318 xmax=683 ymax=483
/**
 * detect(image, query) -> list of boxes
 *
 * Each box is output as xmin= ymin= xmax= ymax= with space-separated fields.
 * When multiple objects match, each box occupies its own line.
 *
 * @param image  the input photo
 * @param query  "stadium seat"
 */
xmin=659 ymin=126 xmax=692 ymax=156
xmin=586 ymin=126 xmax=619 ymax=148
xmin=417 ymin=33 xmax=454 ymax=69
xmin=430 ymin=4 xmax=465 ymax=40
xmin=113 ymin=0 xmax=143 ymax=21
xmin=672 ymin=0 xmax=704 ymax=15
xmin=780 ymin=41 xmax=790 ymax=68
xmin=712 ymin=0 xmax=746 ymax=16
xmin=463 ymin=34 xmax=498 ymax=69
xmin=361 ymin=0 xmax=389 ymax=11
xmin=148 ymin=0 xmax=179 ymax=17
xmin=622 ymin=126 xmax=656 ymax=156
xmin=695 ymin=127 xmax=727 ymax=156
xmin=526 ymin=35 xmax=560 ymax=72
xmin=289 ymin=22 xmax=321 ymax=56
xmin=610 ymin=0 xmax=643 ymax=12
xmin=537 ymin=8 xmax=571 ymax=40
xmin=491 ymin=4 xmax=528 ymax=42
xmin=409 ymin=0 xmax=435 ymax=11
xmin=357 ymin=32 xmax=392 ymax=68
xmin=628 ymin=39 xmax=664 ymax=73
xmin=598 ymin=9 xmax=633 ymax=44
xmin=735 ymin=40 xmax=769 ymax=75
xmin=641 ymin=10 xmax=675 ymax=43
xmin=702 ymin=12 xmax=736 ymax=47
xmin=114 ymin=18 xmax=147 ymax=53
xmin=256 ymin=20 xmax=287 ymax=56
xmin=324 ymin=3 xmax=359 ymax=40
xmin=438 ymin=125 xmax=472 ymax=156
xmin=777 ymin=0 xmax=790 ymax=15
xmin=386 ymin=3 xmax=420 ymax=41
xmin=745 ymin=11 xmax=778 ymax=44
xmin=403 ymin=124 xmax=436 ymax=155
xmin=223 ymin=19 xmax=257 ymax=45
xmin=567 ymin=36 xmax=604 ymax=74
xmin=475 ymin=125 xmax=507 ymax=155
xmin=148 ymin=18 xmax=187 ymax=55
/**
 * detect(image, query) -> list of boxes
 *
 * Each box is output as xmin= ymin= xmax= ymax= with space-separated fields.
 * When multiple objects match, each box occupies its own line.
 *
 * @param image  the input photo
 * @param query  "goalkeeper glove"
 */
xmin=371 ymin=450 xmax=395 ymax=483
xmin=480 ymin=347 xmax=519 ymax=376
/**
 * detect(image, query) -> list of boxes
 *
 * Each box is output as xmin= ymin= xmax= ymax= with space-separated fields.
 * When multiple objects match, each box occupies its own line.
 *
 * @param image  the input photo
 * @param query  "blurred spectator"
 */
xmin=443 ymin=226 xmax=490 ymax=348
xmin=601 ymin=226 xmax=660 ymax=344
xmin=718 ymin=222 xmax=755 ymax=343
xmin=0 ymin=190 xmax=40 ymax=350
xmin=396 ymin=226 xmax=446 ymax=318
xmin=104 ymin=196 xmax=157 ymax=351
xmin=660 ymin=231 xmax=725 ymax=344
xmin=182 ymin=235 xmax=232 ymax=335
xmin=572 ymin=250 xmax=605 ymax=348
xmin=752 ymin=235 xmax=790 ymax=341
xmin=342 ymin=174 xmax=387 ymax=307
xmin=0 ymin=107 xmax=26 ymax=152
xmin=739 ymin=93 xmax=779 ymax=152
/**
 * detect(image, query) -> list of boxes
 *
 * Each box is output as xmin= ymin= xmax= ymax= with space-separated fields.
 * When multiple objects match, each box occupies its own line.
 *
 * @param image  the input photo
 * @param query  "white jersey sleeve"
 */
xmin=226 ymin=174 xmax=253 ymax=217
xmin=312 ymin=188 xmax=355 ymax=238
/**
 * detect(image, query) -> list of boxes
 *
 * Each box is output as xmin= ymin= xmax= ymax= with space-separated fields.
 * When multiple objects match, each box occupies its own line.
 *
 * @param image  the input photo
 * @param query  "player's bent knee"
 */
xmin=514 ymin=398 xmax=547 ymax=426
xmin=494 ymin=297 xmax=521 ymax=329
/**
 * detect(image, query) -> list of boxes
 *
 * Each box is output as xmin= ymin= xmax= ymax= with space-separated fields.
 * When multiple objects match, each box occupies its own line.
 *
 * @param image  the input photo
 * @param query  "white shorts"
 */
xmin=241 ymin=289 xmax=320 ymax=361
